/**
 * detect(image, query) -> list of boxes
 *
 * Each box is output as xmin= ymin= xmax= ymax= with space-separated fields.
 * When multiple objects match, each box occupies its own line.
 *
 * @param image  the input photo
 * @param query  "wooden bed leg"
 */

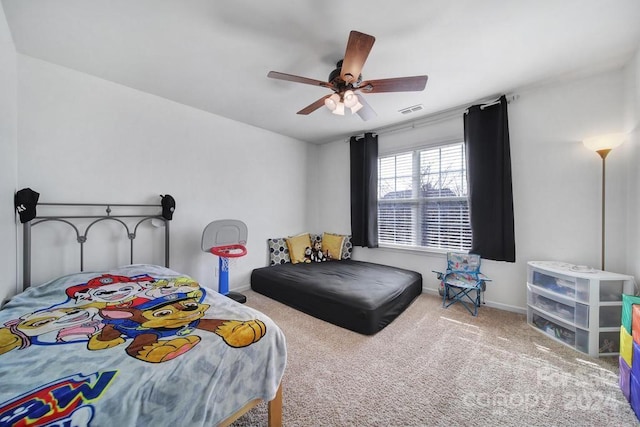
xmin=267 ymin=383 xmax=283 ymax=427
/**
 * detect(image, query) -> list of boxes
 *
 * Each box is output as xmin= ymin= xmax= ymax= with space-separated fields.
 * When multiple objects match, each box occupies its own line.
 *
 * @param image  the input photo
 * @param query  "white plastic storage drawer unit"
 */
xmin=526 ymin=261 xmax=635 ymax=357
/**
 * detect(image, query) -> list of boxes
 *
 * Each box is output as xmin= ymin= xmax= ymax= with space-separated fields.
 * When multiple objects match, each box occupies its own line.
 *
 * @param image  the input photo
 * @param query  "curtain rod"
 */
xmin=346 ymin=93 xmax=519 ymax=141
xmin=38 ymin=202 xmax=161 ymax=207
xmin=468 ymin=93 xmax=520 ymax=112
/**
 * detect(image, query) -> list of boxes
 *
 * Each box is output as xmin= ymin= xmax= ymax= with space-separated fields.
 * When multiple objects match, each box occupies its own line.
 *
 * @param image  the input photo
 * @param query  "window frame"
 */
xmin=377 ymin=139 xmax=472 ymax=253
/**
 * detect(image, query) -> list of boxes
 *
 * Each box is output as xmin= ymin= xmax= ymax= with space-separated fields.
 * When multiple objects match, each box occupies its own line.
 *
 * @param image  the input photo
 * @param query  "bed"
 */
xmin=251 ymin=259 xmax=423 ymax=335
xmin=1 ymin=196 xmax=286 ymax=427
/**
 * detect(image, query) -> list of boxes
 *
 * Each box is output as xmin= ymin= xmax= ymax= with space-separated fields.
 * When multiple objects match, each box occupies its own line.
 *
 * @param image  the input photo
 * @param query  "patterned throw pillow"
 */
xmin=341 ymin=235 xmax=353 ymax=259
xmin=267 ymin=238 xmax=290 ymax=265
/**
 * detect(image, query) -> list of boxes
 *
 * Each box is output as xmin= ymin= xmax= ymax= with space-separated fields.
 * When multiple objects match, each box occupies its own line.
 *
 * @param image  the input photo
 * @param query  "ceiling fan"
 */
xmin=267 ymin=30 xmax=428 ymax=121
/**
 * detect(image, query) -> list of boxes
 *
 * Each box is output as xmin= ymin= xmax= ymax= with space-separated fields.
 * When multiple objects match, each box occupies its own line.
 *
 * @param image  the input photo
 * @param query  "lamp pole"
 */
xmin=596 ymin=148 xmax=611 ymax=271
xmin=583 ymin=133 xmax=625 ymax=272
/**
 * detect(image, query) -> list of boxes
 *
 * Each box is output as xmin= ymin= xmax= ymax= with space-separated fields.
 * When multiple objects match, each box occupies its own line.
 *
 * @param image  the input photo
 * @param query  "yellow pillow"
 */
xmin=286 ymin=233 xmax=312 ymax=264
xmin=322 ymin=232 xmax=345 ymax=261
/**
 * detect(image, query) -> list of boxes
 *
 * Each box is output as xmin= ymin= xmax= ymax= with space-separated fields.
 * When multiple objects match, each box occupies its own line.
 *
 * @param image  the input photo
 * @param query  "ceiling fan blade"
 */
xmin=297 ymin=95 xmax=332 ymax=115
xmin=355 ymin=94 xmax=377 ymax=121
xmin=267 ymin=71 xmax=333 ymax=89
xmin=340 ymin=31 xmax=375 ymax=84
xmin=359 ymin=75 xmax=428 ymax=93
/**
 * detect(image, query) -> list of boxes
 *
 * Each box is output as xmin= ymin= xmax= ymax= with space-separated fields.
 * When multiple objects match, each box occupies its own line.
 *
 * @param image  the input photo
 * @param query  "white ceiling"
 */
xmin=3 ymin=0 xmax=640 ymax=144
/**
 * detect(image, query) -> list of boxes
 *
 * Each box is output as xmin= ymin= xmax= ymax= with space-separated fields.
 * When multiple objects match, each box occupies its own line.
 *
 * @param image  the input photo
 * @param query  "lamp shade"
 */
xmin=583 ymin=133 xmax=626 ymax=152
xmin=343 ymin=90 xmax=357 ymax=108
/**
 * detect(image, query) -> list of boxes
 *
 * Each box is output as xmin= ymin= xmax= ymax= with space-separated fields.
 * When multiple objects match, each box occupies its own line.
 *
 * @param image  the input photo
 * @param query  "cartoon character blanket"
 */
xmin=0 ymin=264 xmax=286 ymax=427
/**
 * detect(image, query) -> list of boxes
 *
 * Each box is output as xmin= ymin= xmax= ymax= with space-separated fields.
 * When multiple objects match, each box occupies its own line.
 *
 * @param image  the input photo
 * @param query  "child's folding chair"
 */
xmin=434 ymin=252 xmax=490 ymax=316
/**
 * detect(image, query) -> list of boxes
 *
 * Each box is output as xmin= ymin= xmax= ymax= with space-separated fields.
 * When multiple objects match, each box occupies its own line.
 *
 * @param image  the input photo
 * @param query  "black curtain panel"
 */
xmin=464 ymin=95 xmax=516 ymax=262
xmin=350 ymin=132 xmax=379 ymax=248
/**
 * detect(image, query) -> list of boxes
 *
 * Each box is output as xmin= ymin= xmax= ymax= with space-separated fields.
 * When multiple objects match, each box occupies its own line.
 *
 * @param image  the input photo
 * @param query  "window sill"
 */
xmin=376 ymin=243 xmax=468 ymax=257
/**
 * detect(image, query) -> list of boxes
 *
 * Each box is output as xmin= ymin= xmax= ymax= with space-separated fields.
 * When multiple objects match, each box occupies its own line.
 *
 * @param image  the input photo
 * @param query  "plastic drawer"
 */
xmin=600 ymin=280 xmax=628 ymax=302
xmin=599 ymin=305 xmax=623 ymax=327
xmin=575 ymin=328 xmax=589 ymax=353
xmin=527 ymin=284 xmax=589 ymax=328
xmin=529 ymin=270 xmax=575 ymax=296
xmin=528 ymin=268 xmax=590 ymax=303
xmin=599 ymin=330 xmax=620 ymax=354
xmin=528 ymin=308 xmax=588 ymax=353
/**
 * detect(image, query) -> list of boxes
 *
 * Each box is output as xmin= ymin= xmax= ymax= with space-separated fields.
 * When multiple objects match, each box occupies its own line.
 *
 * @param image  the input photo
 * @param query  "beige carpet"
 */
xmin=232 ymin=290 xmax=638 ymax=427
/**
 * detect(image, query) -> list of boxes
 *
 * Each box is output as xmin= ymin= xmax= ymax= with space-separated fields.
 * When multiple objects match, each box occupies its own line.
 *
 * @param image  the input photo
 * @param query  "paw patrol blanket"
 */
xmin=0 ymin=265 xmax=286 ymax=427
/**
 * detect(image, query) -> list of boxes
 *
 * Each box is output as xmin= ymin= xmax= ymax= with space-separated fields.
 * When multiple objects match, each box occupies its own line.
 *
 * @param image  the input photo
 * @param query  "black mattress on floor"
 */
xmin=250 ymin=260 xmax=423 ymax=335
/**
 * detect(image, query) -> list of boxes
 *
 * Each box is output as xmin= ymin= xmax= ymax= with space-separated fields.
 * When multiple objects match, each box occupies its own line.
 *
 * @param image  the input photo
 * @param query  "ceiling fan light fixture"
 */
xmin=332 ymin=101 xmax=345 ymax=115
xmin=343 ymin=90 xmax=357 ymax=108
xmin=324 ymin=94 xmax=340 ymax=111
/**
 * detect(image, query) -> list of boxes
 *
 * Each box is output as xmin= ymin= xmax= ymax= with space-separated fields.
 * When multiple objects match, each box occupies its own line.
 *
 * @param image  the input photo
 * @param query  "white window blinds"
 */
xmin=378 ymin=142 xmax=472 ymax=251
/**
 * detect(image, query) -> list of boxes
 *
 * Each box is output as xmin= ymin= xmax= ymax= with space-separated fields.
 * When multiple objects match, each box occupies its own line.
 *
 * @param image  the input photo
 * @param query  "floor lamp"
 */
xmin=582 ymin=133 xmax=626 ymax=271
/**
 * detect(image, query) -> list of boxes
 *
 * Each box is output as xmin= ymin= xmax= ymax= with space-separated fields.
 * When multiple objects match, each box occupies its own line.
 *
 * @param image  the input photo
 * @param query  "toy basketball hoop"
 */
xmin=201 ymin=220 xmax=248 ymax=304
xmin=209 ymin=244 xmax=247 ymax=258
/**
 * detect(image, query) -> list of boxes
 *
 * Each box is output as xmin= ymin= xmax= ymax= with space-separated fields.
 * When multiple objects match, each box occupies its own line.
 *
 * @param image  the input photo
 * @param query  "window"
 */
xmin=378 ymin=142 xmax=471 ymax=251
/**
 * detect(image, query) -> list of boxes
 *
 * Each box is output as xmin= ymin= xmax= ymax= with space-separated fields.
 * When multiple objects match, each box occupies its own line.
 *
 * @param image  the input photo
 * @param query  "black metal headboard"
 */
xmin=22 ymin=202 xmax=171 ymax=289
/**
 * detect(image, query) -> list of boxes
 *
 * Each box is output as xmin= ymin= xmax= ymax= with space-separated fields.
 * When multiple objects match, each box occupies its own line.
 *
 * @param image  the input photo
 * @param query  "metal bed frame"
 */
xmin=17 ymin=199 xmax=284 ymax=426
xmin=22 ymin=202 xmax=170 ymax=288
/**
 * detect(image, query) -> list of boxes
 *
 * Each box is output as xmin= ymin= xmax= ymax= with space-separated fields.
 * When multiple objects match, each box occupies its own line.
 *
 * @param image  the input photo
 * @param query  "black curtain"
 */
xmin=350 ymin=132 xmax=378 ymax=248
xmin=464 ymin=95 xmax=515 ymax=262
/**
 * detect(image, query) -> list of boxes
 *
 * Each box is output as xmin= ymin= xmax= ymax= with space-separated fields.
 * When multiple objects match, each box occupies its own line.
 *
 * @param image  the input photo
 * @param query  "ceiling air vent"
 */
xmin=399 ymin=104 xmax=424 ymax=115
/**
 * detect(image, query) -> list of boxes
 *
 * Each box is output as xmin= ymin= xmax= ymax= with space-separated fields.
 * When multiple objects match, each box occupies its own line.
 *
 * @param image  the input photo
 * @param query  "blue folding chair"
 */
xmin=434 ymin=252 xmax=490 ymax=316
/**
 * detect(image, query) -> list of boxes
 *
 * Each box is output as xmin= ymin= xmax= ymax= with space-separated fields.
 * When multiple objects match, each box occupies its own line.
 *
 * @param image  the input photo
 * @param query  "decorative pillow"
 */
xmin=322 ymin=232 xmax=345 ymax=261
xmin=342 ymin=235 xmax=353 ymax=259
xmin=285 ymin=233 xmax=312 ymax=264
xmin=267 ymin=237 xmax=291 ymax=265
